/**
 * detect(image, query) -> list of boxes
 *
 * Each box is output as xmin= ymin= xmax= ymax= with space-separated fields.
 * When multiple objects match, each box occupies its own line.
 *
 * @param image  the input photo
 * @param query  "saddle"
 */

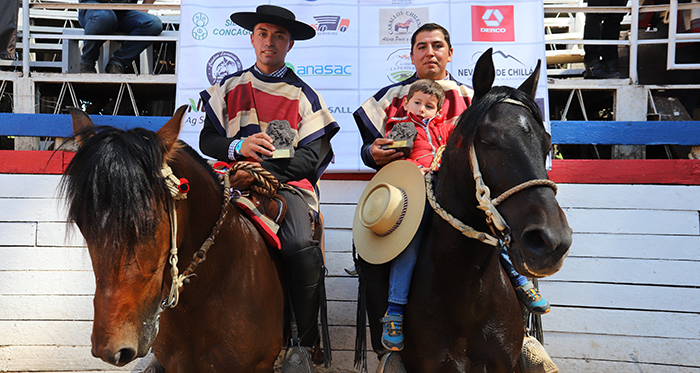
xmin=234 ymin=191 xmax=287 ymax=250
xmin=212 ymin=161 xmax=287 ymax=249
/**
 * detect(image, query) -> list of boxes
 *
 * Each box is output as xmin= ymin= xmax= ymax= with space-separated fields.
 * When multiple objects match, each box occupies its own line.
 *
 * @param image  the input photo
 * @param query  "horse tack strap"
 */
xmin=162 ymin=163 xmax=189 ymax=200
xmin=492 ymin=179 xmax=558 ymax=207
xmin=425 ymin=143 xmax=559 ymax=249
xmin=425 ymin=173 xmax=500 ymax=247
xmin=469 ymin=146 xmax=558 ymax=242
xmin=161 ymin=167 xmax=233 ymax=309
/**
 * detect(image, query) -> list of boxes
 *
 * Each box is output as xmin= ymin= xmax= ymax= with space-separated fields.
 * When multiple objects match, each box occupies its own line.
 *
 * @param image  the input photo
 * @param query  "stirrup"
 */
xmin=281 ymin=344 xmax=311 ymax=373
xmin=519 ymin=336 xmax=559 ymax=373
xmin=377 ymin=351 xmax=407 ymax=373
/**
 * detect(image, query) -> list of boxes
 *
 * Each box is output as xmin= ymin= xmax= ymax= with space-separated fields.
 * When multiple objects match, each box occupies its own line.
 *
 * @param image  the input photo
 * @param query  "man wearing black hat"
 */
xmin=199 ymin=4 xmax=338 ymax=368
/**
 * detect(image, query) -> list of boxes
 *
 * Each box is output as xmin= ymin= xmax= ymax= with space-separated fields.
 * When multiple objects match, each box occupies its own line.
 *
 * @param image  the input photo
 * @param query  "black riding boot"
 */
xmin=284 ymin=245 xmax=331 ymax=365
xmin=356 ymin=256 xmax=391 ymax=355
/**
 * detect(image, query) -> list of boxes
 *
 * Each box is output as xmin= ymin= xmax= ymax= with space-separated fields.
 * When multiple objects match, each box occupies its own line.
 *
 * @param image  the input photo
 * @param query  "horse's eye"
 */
xmin=480 ymin=138 xmax=497 ymax=147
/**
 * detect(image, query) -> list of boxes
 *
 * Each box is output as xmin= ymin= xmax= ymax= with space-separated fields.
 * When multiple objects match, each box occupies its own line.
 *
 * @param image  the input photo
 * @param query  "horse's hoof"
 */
xmin=377 ymin=351 xmax=407 ymax=373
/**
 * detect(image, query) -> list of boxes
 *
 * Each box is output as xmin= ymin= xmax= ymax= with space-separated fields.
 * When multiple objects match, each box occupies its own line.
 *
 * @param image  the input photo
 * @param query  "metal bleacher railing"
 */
xmin=545 ymin=0 xmax=700 ymax=83
xmin=7 ymin=0 xmax=180 ymax=75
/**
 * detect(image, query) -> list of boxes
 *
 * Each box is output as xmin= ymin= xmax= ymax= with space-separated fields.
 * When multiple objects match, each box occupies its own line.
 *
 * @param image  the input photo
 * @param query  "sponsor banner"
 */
xmin=471 ymin=6 xmax=514 ymax=42
xmin=358 ymin=46 xmax=416 ymax=90
xmin=283 ymin=5 xmax=359 ymax=47
xmin=318 ymin=89 xmax=362 ymax=171
xmin=378 ymin=7 xmax=429 ymax=45
xmin=449 ymin=1 xmax=544 ymax=44
xmin=176 ymin=0 xmax=547 ymax=172
xmin=357 ymin=4 xmax=449 ymax=47
xmin=286 ymin=46 xmax=358 ymax=90
xmin=451 ymin=43 xmax=549 ymax=132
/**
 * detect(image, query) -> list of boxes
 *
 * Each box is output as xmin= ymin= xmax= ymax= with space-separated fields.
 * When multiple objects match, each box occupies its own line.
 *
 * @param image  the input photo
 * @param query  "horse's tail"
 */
xmin=353 ymin=242 xmax=368 ymax=373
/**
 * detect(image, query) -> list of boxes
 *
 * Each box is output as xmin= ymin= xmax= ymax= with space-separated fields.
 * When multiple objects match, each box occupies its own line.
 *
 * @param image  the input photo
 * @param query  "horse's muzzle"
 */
xmin=513 ymin=208 xmax=572 ymax=277
xmin=90 ymin=308 xmax=160 ymax=366
xmin=92 ymin=345 xmax=137 ymax=366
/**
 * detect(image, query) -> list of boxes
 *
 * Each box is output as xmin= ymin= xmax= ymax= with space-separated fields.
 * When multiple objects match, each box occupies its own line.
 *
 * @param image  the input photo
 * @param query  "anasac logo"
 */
xmin=287 ymin=62 xmax=351 ymax=77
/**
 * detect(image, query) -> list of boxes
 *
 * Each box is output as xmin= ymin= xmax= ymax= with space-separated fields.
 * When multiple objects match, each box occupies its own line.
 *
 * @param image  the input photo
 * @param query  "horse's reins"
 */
xmin=425 ymin=98 xmax=558 ymax=249
xmin=160 ymin=162 xmax=279 ymax=309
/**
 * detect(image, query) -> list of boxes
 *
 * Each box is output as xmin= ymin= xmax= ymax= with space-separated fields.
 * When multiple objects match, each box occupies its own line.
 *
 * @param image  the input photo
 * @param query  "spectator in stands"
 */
xmin=0 ymin=0 xmax=19 ymax=60
xmin=583 ymin=0 xmax=627 ymax=79
xmin=77 ymin=0 xmax=162 ymax=73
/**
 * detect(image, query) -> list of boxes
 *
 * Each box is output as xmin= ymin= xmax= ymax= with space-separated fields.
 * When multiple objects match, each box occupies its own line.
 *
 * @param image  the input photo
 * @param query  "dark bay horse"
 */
xmin=357 ymin=49 xmax=572 ymax=372
xmin=60 ymin=107 xmax=286 ymax=371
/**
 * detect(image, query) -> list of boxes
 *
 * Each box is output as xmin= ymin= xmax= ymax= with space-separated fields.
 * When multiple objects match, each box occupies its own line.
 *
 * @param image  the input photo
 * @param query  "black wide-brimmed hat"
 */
xmin=230 ymin=5 xmax=315 ymax=41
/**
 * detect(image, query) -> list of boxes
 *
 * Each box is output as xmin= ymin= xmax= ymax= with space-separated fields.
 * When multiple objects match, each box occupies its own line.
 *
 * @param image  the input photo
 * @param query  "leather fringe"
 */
xmin=320 ymin=265 xmax=332 ymax=368
xmin=353 ymin=243 xmax=368 ymax=373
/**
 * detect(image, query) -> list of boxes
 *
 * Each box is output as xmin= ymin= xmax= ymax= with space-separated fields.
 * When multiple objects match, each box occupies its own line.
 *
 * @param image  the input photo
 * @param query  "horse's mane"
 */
xmin=59 ymin=126 xmax=219 ymax=251
xmin=447 ymin=86 xmax=544 ymax=150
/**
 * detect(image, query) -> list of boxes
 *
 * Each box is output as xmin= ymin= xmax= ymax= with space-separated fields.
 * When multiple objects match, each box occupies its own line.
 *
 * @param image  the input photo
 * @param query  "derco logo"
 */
xmin=471 ymin=6 xmax=514 ymax=42
xmin=482 ymin=9 xmax=504 ymax=27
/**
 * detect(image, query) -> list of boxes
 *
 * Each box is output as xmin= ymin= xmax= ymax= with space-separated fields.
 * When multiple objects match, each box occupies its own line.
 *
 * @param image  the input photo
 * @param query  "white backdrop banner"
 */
xmin=175 ymin=0 xmax=548 ymax=172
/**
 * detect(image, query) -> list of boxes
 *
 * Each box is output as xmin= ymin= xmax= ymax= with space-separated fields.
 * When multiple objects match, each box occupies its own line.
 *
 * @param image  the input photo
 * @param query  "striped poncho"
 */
xmin=353 ymin=73 xmax=473 ymax=170
xmin=200 ymin=66 xmax=339 ymax=207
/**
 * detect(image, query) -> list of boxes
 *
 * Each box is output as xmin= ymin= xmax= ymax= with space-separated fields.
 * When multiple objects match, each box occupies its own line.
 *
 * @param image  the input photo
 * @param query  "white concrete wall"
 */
xmin=1 ymin=174 xmax=699 ymax=372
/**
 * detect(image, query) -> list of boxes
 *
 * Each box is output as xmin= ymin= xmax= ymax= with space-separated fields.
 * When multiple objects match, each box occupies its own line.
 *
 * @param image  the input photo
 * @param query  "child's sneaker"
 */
xmin=516 ymin=281 xmax=550 ymax=315
xmin=381 ymin=313 xmax=404 ymax=351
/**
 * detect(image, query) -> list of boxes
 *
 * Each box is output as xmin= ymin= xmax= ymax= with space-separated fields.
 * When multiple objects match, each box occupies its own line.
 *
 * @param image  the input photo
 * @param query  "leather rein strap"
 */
xmin=426 ymin=98 xmax=558 ymax=248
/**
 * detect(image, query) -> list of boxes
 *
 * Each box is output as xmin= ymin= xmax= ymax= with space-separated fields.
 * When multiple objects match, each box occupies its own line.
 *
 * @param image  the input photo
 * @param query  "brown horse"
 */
xmin=356 ymin=49 xmax=572 ymax=372
xmin=60 ymin=107 xmax=286 ymax=371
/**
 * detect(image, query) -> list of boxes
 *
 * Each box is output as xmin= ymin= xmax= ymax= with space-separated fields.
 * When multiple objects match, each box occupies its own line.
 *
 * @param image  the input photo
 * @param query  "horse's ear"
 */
xmin=157 ymin=105 xmax=188 ymax=151
xmin=517 ymin=59 xmax=541 ymax=99
xmin=67 ymin=107 xmax=96 ymax=147
xmin=472 ymin=48 xmax=495 ymax=100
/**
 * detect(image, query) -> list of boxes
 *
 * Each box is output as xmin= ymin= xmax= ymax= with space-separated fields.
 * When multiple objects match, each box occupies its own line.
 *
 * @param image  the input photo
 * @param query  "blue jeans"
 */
xmin=388 ymin=202 xmax=429 ymax=305
xmin=499 ymin=248 xmax=528 ymax=287
xmin=78 ymin=0 xmax=162 ymax=67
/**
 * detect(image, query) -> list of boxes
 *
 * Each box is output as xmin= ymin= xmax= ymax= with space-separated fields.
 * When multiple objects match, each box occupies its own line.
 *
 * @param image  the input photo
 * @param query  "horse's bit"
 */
xmin=425 ymin=98 xmax=558 ymax=249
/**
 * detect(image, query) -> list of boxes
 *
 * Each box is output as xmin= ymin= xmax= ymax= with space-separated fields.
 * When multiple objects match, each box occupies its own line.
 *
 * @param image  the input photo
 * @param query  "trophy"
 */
xmin=262 ymin=119 xmax=296 ymax=160
xmin=381 ymin=120 xmax=417 ymax=156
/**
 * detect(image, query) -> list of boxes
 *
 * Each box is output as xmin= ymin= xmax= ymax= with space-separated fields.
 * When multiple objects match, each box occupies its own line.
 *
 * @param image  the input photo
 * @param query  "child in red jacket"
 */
xmin=385 ymin=79 xmax=451 ymax=172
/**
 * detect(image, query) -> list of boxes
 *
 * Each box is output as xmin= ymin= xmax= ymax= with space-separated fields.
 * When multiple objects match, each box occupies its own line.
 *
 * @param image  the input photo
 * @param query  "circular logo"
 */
xmin=386 ymin=48 xmax=414 ymax=83
xmin=193 ymin=13 xmax=209 ymax=27
xmin=192 ymin=27 xmax=208 ymax=41
xmin=206 ymin=51 xmax=243 ymax=85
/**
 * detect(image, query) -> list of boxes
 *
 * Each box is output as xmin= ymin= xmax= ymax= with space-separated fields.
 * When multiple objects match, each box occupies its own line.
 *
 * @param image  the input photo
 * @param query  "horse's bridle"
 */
xmin=425 ymin=98 xmax=558 ymax=249
xmin=158 ymin=162 xmax=280 ymax=309
xmin=160 ymin=163 xmax=233 ymax=309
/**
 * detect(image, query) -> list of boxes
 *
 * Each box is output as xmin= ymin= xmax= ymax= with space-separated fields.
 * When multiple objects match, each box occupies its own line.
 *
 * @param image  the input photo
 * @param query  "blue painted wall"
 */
xmin=0 ymin=113 xmax=699 ymax=146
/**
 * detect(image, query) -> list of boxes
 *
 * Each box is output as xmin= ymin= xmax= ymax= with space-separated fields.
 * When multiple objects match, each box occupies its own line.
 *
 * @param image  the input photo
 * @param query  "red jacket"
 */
xmin=386 ymin=112 xmax=453 ymax=169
